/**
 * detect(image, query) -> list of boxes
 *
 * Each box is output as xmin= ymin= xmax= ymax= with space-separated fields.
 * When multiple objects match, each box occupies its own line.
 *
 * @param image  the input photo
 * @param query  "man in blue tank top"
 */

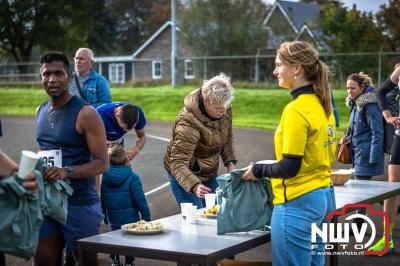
xmin=34 ymin=51 xmax=109 ymax=266
xmin=97 ymin=102 xmax=147 ymax=162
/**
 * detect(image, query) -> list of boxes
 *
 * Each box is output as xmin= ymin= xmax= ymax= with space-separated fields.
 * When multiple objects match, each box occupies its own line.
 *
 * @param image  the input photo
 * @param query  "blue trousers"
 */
xmin=167 ymin=174 xmax=218 ymax=208
xmin=271 ymin=186 xmax=336 ymax=266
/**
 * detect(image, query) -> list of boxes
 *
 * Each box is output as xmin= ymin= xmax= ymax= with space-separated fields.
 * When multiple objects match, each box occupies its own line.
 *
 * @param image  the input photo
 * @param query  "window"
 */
xmin=152 ymin=60 xmax=162 ymax=79
xmin=184 ymin=60 xmax=194 ymax=79
xmin=109 ymin=63 xmax=125 ymax=84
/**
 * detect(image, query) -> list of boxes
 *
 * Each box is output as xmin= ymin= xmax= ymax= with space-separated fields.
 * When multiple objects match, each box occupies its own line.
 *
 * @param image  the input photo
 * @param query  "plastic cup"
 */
xmin=185 ymin=205 xmax=198 ymax=224
xmin=180 ymin=203 xmax=193 ymax=219
xmin=18 ymin=150 xmax=39 ymax=179
xmin=205 ymin=193 xmax=216 ymax=210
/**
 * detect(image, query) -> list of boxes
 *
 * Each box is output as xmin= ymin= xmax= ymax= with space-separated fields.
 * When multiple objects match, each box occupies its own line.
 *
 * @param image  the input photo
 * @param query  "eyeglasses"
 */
xmin=211 ymin=104 xmax=231 ymax=113
xmin=215 ymin=107 xmax=227 ymax=113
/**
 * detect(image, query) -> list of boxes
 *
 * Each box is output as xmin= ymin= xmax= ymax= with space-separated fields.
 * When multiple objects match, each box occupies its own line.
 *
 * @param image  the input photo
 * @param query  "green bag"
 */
xmin=35 ymin=159 xmax=73 ymax=225
xmin=0 ymin=170 xmax=44 ymax=259
xmin=216 ymin=169 xmax=273 ymax=235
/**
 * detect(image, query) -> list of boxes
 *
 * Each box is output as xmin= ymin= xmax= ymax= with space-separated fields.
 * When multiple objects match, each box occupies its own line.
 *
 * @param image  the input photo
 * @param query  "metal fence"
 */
xmin=0 ymin=62 xmax=40 ymax=84
xmin=1 ymin=51 xmax=400 ymax=87
xmin=184 ymin=51 xmax=400 ymax=88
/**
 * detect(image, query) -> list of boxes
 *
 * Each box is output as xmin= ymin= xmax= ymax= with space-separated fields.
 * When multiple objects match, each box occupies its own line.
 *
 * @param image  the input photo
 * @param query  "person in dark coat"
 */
xmin=346 ymin=73 xmax=384 ymax=178
xmin=346 ymin=72 xmax=384 ymax=233
xmin=101 ymin=145 xmax=151 ymax=266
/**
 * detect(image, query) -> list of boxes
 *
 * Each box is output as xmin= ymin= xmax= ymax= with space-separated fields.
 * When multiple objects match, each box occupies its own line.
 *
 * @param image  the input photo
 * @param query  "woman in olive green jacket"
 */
xmin=164 ymin=73 xmax=237 ymax=208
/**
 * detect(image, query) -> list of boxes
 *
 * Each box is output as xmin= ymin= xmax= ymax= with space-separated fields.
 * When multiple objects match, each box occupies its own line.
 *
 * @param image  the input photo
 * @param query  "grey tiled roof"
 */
xmin=278 ymin=0 xmax=320 ymax=30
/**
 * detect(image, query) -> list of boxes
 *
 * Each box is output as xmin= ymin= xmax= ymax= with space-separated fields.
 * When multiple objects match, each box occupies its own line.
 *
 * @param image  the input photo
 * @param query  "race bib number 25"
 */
xmin=38 ymin=149 xmax=62 ymax=168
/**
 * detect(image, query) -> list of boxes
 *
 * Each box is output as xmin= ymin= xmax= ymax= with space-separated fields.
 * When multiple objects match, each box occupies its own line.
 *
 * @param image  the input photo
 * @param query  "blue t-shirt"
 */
xmin=96 ymin=102 xmax=146 ymax=146
xmin=36 ymin=96 xmax=98 ymax=205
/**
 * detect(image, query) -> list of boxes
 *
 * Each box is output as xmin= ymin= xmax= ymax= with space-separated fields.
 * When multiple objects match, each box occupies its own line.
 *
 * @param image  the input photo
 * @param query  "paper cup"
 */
xmin=180 ymin=203 xmax=193 ymax=219
xmin=185 ymin=205 xmax=198 ymax=224
xmin=18 ymin=150 xmax=39 ymax=179
xmin=205 ymin=193 xmax=216 ymax=210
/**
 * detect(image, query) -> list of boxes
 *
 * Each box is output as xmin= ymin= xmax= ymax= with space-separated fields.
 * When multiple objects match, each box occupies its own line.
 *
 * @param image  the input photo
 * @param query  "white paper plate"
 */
xmin=121 ymin=223 xmax=165 ymax=235
xmin=201 ymin=213 xmax=217 ymax=219
xmin=332 ymin=169 xmax=355 ymax=174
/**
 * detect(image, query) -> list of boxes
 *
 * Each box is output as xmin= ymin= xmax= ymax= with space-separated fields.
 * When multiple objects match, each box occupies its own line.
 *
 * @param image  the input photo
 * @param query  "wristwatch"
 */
xmin=226 ymin=161 xmax=235 ymax=167
xmin=65 ymin=165 xmax=74 ymax=178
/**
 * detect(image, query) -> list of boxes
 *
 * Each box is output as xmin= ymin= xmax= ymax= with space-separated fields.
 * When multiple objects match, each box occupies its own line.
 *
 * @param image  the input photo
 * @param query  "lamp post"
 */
xmin=171 ymin=0 xmax=177 ymax=88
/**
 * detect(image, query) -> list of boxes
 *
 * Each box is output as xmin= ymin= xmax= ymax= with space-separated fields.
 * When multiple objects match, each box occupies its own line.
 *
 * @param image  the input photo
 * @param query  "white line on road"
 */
xmin=144 ymin=134 xmax=170 ymax=195
xmin=3 ymin=119 xmax=173 ymax=196
xmin=145 ymin=182 xmax=170 ymax=196
xmin=146 ymin=134 xmax=170 ymax=143
xmin=126 ymin=132 xmax=170 ymax=143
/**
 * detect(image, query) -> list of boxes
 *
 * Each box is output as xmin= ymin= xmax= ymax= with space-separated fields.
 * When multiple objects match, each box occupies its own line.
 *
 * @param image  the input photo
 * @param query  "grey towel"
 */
xmin=216 ymin=169 xmax=273 ymax=235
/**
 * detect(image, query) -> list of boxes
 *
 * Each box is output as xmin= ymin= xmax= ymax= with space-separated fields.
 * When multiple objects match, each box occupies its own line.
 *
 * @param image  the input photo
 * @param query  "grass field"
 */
xmin=0 ymin=85 xmax=349 ymax=131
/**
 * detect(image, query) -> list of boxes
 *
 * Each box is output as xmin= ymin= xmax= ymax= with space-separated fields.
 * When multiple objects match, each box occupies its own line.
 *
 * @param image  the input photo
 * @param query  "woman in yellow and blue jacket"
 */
xmin=243 ymin=41 xmax=337 ymax=266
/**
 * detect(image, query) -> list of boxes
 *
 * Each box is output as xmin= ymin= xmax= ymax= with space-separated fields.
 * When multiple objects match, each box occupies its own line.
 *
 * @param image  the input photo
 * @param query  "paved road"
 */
xmin=0 ymin=115 xmax=275 ymax=220
xmin=1 ymin=115 xmax=399 ymax=266
xmin=1 ymin=115 xmax=275 ymax=266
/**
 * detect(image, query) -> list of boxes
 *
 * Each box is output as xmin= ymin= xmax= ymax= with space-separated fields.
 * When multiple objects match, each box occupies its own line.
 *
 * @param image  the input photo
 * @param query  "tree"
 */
xmin=180 ymin=0 xmax=267 ymax=80
xmin=1 ymin=0 xmax=60 ymax=63
xmin=376 ymin=0 xmax=400 ymax=51
xmin=0 ymin=0 xmax=177 ymax=65
xmin=103 ymin=0 xmax=181 ymax=55
xmin=316 ymin=2 xmax=384 ymax=80
xmin=86 ymin=3 xmax=120 ymax=55
xmin=0 ymin=0 xmax=107 ymax=68
xmin=105 ymin=0 xmax=153 ymax=55
xmin=146 ymin=1 xmax=183 ymax=38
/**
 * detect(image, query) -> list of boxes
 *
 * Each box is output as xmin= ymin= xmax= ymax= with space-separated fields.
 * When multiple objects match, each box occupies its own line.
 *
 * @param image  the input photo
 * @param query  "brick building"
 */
xmin=95 ymin=21 xmax=195 ymax=84
xmin=95 ymin=1 xmax=321 ymax=84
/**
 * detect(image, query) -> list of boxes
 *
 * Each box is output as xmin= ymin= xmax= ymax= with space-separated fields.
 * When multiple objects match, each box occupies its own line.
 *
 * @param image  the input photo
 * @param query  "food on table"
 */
xmin=204 ymin=205 xmax=219 ymax=216
xmin=124 ymin=220 xmax=165 ymax=232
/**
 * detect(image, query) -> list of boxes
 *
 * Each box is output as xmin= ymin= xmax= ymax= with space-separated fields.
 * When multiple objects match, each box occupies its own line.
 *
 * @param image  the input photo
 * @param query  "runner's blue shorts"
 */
xmin=39 ymin=202 xmax=104 ymax=250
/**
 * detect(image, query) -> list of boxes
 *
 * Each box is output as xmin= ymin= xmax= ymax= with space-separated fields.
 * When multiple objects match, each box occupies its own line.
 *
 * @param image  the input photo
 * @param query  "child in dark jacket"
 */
xmin=101 ymin=146 xmax=151 ymax=266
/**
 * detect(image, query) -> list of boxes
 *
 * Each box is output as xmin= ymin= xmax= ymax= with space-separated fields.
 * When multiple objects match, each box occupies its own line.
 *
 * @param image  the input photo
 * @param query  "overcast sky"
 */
xmin=263 ymin=0 xmax=389 ymax=13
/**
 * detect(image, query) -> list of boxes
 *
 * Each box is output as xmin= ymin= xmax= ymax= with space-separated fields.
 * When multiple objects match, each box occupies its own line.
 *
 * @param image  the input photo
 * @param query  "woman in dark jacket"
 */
xmin=346 ymin=72 xmax=384 ymax=232
xmin=346 ymin=72 xmax=384 ymax=177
